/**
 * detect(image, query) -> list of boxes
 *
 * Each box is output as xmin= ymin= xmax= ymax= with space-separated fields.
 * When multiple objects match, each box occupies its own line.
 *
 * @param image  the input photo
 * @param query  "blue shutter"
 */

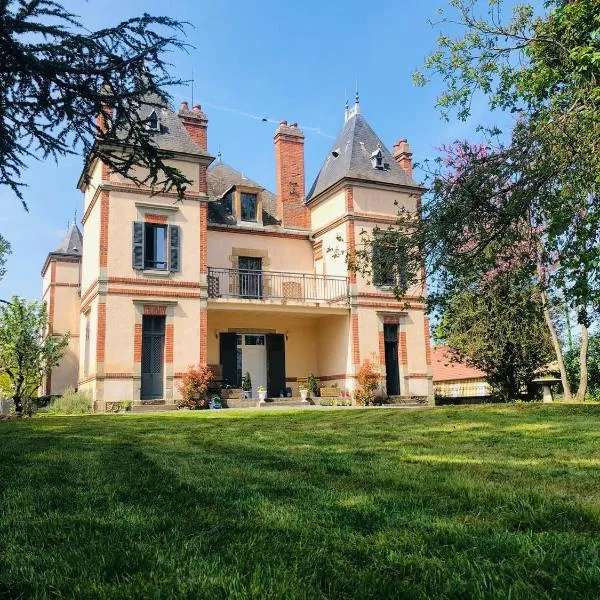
xmin=132 ymin=222 xmax=144 ymax=269
xmin=169 ymin=225 xmax=181 ymax=272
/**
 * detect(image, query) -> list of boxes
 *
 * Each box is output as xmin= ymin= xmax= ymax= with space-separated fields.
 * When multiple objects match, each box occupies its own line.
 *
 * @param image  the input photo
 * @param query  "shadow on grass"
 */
xmin=1 ymin=406 xmax=599 ymax=598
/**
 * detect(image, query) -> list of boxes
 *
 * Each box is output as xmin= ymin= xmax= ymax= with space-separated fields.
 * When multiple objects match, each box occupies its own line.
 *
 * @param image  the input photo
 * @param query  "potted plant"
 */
xmin=242 ymin=372 xmax=252 ymax=399
xmin=257 ymin=385 xmax=267 ymax=402
xmin=299 ymin=383 xmax=310 ymax=402
xmin=307 ymin=373 xmax=319 ymax=397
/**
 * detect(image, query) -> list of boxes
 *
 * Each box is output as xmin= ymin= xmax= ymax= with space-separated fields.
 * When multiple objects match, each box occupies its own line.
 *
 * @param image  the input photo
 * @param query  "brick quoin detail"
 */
xmin=48 ymin=261 xmax=56 ymax=334
xmin=198 ymin=166 xmax=208 ymax=194
xmin=99 ymin=190 xmax=110 ymax=268
xmin=143 ymin=305 xmax=167 ymax=316
xmin=200 ymin=203 xmax=208 ymax=274
xmin=145 ymin=213 xmax=168 ymax=224
xmin=345 ymin=186 xmax=354 ymax=212
xmin=399 ymin=331 xmax=408 ymax=365
xmin=379 ymin=330 xmax=385 ymax=365
xmin=165 ymin=324 xmax=174 ymax=364
xmin=133 ymin=323 xmax=142 ymax=363
xmin=199 ymin=308 xmax=207 ymax=365
xmin=351 ymin=313 xmax=360 ymax=365
xmin=383 ymin=315 xmax=401 ymax=325
xmin=346 ymin=220 xmax=357 ymax=284
xmin=424 ymin=316 xmax=432 ymax=365
xmin=108 ymin=287 xmax=201 ymax=299
xmin=274 ymin=122 xmax=308 ymax=229
xmin=96 ymin=302 xmax=107 ymax=363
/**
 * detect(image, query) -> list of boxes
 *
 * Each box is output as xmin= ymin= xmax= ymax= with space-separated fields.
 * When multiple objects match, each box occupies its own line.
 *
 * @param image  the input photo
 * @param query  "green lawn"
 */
xmin=1 ymin=405 xmax=599 ymax=599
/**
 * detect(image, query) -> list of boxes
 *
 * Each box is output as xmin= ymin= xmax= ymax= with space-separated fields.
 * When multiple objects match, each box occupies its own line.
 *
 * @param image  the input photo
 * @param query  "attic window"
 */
xmin=146 ymin=110 xmax=160 ymax=132
xmin=371 ymin=147 xmax=384 ymax=170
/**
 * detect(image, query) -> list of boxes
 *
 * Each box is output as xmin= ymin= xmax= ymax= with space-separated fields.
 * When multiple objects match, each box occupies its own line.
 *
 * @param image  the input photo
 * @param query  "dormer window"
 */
xmin=146 ymin=110 xmax=160 ymax=132
xmin=221 ymin=190 xmax=233 ymax=215
xmin=241 ymin=192 xmax=258 ymax=222
xmin=371 ymin=147 xmax=384 ymax=170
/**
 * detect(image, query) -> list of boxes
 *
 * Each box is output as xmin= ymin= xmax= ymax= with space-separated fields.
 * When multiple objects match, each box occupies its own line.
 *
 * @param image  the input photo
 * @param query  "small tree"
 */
xmin=242 ymin=372 xmax=252 ymax=393
xmin=354 ymin=360 xmax=381 ymax=406
xmin=0 ymin=297 xmax=69 ymax=415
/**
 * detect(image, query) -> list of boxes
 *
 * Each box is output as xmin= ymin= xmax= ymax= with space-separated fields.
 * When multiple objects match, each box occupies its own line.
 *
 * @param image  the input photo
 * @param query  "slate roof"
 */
xmin=431 ymin=346 xmax=487 ymax=383
xmin=118 ymin=93 xmax=212 ymax=159
xmin=207 ymin=162 xmax=280 ymax=226
xmin=54 ymin=221 xmax=83 ymax=256
xmin=306 ymin=111 xmax=420 ymax=201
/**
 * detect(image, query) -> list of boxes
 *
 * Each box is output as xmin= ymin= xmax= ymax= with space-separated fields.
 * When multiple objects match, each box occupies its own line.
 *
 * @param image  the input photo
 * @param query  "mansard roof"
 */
xmin=306 ymin=111 xmax=419 ymax=202
xmin=120 ymin=93 xmax=212 ymax=159
xmin=54 ymin=221 xmax=83 ymax=256
xmin=207 ymin=162 xmax=280 ymax=226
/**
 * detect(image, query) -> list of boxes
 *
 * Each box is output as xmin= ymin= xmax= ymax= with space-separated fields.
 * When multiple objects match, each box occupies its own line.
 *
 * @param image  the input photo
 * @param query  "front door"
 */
xmin=384 ymin=324 xmax=401 ymax=397
xmin=238 ymin=256 xmax=262 ymax=299
xmin=141 ymin=315 xmax=165 ymax=399
xmin=242 ymin=334 xmax=267 ymax=397
xmin=266 ymin=333 xmax=286 ymax=397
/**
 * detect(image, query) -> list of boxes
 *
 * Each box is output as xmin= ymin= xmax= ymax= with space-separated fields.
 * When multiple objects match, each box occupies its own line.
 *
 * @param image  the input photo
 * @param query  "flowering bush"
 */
xmin=354 ymin=360 xmax=381 ymax=406
xmin=177 ymin=365 xmax=213 ymax=409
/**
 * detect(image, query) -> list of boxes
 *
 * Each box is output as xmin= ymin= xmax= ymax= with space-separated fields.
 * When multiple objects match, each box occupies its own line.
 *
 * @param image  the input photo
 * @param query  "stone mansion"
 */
xmin=41 ymin=94 xmax=433 ymax=410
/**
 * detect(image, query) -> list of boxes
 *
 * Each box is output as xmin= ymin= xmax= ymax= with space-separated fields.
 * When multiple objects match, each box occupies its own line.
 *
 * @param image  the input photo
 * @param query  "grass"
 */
xmin=1 ymin=404 xmax=599 ymax=599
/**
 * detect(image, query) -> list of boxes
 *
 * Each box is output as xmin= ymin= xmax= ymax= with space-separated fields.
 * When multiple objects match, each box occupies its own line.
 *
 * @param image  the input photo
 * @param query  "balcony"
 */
xmin=207 ymin=267 xmax=349 ymax=305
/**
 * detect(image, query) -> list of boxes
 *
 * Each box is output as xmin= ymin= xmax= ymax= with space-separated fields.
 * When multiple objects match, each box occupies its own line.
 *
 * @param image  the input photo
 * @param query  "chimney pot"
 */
xmin=179 ymin=100 xmax=189 ymax=113
xmin=193 ymin=104 xmax=202 ymax=113
xmin=280 ymin=120 xmax=288 ymax=127
xmin=290 ymin=122 xmax=298 ymax=128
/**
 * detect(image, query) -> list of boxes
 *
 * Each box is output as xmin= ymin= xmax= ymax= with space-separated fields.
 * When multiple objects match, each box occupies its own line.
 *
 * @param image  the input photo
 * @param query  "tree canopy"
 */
xmin=1 ymin=0 xmax=192 ymax=209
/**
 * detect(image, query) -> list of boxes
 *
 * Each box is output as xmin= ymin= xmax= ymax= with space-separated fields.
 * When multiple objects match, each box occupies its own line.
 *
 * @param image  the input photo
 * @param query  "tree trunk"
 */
xmin=576 ymin=321 xmax=589 ymax=402
xmin=540 ymin=288 xmax=572 ymax=401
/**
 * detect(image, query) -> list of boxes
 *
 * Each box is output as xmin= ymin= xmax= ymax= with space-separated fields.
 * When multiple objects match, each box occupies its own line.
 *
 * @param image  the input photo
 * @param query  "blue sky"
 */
xmin=1 ymin=0 xmax=512 ymax=300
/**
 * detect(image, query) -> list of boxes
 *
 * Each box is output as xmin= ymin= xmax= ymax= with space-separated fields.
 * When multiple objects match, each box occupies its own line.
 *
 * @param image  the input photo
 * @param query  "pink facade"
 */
xmin=42 ymin=96 xmax=433 ymax=410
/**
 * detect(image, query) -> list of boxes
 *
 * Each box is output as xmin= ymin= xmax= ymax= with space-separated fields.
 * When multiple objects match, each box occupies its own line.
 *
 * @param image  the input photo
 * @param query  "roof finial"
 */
xmin=344 ymin=88 xmax=350 ymax=122
xmin=73 ymin=209 xmax=77 ymax=224
xmin=217 ymin=145 xmax=222 ymax=162
xmin=355 ymin=78 xmax=360 ymax=106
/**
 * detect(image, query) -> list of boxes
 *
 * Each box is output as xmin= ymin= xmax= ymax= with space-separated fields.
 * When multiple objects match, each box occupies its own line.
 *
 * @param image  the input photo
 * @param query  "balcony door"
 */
xmin=238 ymin=256 xmax=262 ymax=299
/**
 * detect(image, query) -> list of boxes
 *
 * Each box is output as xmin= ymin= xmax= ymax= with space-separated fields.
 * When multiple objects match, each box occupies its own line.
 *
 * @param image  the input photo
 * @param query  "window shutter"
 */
xmin=132 ymin=222 xmax=144 ymax=270
xmin=169 ymin=225 xmax=181 ymax=272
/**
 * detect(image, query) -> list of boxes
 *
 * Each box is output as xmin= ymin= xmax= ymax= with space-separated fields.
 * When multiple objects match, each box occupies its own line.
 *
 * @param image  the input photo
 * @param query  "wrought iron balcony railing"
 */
xmin=207 ymin=267 xmax=349 ymax=304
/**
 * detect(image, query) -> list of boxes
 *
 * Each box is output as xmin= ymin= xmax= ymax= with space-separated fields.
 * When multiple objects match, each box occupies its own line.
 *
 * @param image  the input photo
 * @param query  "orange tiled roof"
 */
xmin=431 ymin=346 xmax=486 ymax=383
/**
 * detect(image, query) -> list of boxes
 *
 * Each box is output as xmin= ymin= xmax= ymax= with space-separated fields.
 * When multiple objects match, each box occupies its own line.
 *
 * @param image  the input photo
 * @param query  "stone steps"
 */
xmin=131 ymin=402 xmax=178 ymax=413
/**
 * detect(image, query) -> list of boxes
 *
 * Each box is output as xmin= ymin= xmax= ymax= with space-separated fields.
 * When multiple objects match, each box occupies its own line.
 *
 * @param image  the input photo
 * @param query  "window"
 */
xmin=132 ymin=222 xmax=180 ymax=272
xmin=372 ymin=231 xmax=407 ymax=288
xmin=144 ymin=223 xmax=168 ymax=270
xmin=240 ymin=192 xmax=258 ymax=221
xmin=147 ymin=110 xmax=160 ymax=132
xmin=221 ymin=191 xmax=233 ymax=215
xmin=371 ymin=147 xmax=385 ymax=170
xmin=244 ymin=334 xmax=265 ymax=345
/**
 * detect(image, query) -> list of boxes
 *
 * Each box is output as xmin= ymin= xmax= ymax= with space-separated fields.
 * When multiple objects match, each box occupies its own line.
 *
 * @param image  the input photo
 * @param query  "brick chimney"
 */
xmin=274 ymin=120 xmax=308 ymax=229
xmin=393 ymin=138 xmax=413 ymax=178
xmin=97 ymin=82 xmax=113 ymax=135
xmin=178 ymin=102 xmax=208 ymax=150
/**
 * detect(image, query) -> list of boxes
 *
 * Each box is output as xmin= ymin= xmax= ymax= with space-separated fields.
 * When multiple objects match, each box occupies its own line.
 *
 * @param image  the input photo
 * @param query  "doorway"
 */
xmin=141 ymin=315 xmax=165 ymax=399
xmin=384 ymin=324 xmax=401 ymax=397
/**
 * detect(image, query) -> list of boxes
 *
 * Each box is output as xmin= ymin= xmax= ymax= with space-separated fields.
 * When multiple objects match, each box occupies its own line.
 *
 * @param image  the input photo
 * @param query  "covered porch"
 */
xmin=206 ymin=305 xmax=352 ymax=399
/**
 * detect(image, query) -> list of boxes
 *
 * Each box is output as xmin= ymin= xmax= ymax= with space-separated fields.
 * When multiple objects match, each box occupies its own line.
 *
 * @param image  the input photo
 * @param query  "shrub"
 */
xmin=177 ymin=365 xmax=214 ymax=409
xmin=354 ymin=360 xmax=381 ymax=406
xmin=48 ymin=387 xmax=92 ymax=415
xmin=307 ymin=373 xmax=319 ymax=397
xmin=242 ymin=372 xmax=252 ymax=393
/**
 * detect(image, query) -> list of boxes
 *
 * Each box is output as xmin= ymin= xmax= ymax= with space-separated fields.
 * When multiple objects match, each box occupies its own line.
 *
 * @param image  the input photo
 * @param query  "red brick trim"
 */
xmin=200 ymin=203 xmax=208 ymax=275
xmin=351 ymin=312 xmax=360 ymax=365
xmin=199 ymin=308 xmax=207 ymax=365
xmin=133 ymin=323 xmax=142 ymax=363
xmin=81 ymin=190 xmax=99 ymax=225
xmin=78 ymin=375 xmax=96 ymax=385
xmin=143 ymin=305 xmax=167 ymax=315
xmin=145 ymin=213 xmax=168 ymax=224
xmin=108 ymin=287 xmax=201 ymax=299
xmin=408 ymin=373 xmax=430 ymax=378
xmin=48 ymin=261 xmax=56 ymax=334
xmin=81 ymin=281 xmax=98 ymax=304
xmin=383 ymin=315 xmax=401 ymax=324
xmin=399 ymin=331 xmax=408 ymax=365
xmin=99 ymin=190 xmax=109 ymax=268
xmin=108 ymin=277 xmax=199 ymax=288
xmin=424 ymin=316 xmax=432 ymax=365
xmin=313 ymin=240 xmax=323 ymax=261
xmin=48 ymin=282 xmax=79 ymax=288
xmin=105 ymin=372 xmax=134 ymax=379
xmin=80 ymin=291 xmax=99 ymax=314
xmin=378 ymin=330 xmax=385 ymax=365
xmin=207 ymin=225 xmax=309 ymax=240
xmin=345 ymin=185 xmax=354 ymax=212
xmin=165 ymin=323 xmax=174 ymax=364
xmin=358 ymin=301 xmax=426 ymax=309
xmin=353 ymin=211 xmax=401 ymax=223
xmin=285 ymin=373 xmax=357 ymax=382
xmin=99 ymin=181 xmax=204 ymax=201
xmin=96 ymin=302 xmax=106 ymax=363
xmin=359 ymin=292 xmax=424 ymax=301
